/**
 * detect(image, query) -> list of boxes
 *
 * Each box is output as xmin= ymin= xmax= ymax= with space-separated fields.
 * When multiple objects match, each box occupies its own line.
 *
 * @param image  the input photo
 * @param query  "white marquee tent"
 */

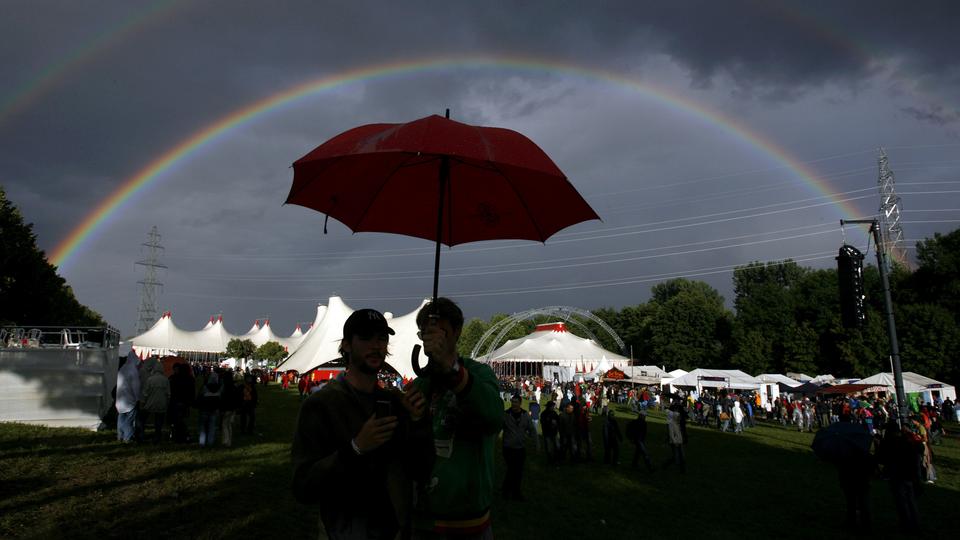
xmin=756 ymin=373 xmax=801 ymax=405
xmin=132 ymin=310 xmax=314 ymax=359
xmin=665 ymin=368 xmax=762 ymax=395
xmin=857 ymin=371 xmax=955 ymax=402
xmin=480 ymin=322 xmax=629 ymax=378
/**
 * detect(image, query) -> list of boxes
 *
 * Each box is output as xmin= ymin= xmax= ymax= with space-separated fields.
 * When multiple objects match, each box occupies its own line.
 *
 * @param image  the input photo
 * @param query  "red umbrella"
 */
xmin=286 ymin=111 xmax=599 ymax=303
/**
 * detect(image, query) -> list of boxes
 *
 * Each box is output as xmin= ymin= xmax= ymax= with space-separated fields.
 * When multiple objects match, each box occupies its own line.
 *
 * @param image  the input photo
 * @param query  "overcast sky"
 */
xmin=3 ymin=0 xmax=959 ymax=339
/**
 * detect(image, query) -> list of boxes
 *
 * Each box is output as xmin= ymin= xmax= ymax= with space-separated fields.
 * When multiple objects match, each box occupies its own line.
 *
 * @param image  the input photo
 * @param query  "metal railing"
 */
xmin=0 ymin=325 xmax=120 ymax=350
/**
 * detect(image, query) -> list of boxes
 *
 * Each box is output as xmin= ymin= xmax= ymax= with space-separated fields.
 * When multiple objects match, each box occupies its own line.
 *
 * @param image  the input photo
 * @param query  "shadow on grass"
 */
xmin=2 ymin=388 xmax=958 ymax=539
xmin=489 ymin=405 xmax=960 ymax=540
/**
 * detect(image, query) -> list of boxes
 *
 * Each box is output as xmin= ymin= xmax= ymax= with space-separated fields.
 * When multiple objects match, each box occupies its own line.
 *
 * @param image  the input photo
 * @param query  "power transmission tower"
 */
xmin=877 ymin=148 xmax=906 ymax=267
xmin=135 ymin=226 xmax=167 ymax=334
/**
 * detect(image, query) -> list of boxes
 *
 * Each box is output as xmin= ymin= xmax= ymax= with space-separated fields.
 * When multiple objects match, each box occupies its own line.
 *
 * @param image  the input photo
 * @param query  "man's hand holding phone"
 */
xmin=353 ymin=412 xmax=397 ymax=454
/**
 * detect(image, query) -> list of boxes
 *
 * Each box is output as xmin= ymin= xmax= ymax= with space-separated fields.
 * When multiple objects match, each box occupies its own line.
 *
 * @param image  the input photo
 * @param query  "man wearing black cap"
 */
xmin=291 ymin=308 xmax=432 ymax=539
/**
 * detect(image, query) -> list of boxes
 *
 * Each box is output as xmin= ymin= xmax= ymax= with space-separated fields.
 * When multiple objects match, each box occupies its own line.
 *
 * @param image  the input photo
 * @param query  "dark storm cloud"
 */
xmin=2 ymin=0 xmax=959 ymax=337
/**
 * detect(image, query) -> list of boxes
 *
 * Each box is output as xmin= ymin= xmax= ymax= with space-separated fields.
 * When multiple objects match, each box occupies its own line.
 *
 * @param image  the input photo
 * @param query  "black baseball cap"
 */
xmin=343 ymin=308 xmax=395 ymax=339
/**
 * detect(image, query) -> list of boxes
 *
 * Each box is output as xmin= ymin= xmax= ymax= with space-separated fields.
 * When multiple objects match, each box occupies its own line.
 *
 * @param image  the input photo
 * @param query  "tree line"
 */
xmin=458 ymin=228 xmax=960 ymax=385
xmin=0 ymin=187 xmax=106 ymax=327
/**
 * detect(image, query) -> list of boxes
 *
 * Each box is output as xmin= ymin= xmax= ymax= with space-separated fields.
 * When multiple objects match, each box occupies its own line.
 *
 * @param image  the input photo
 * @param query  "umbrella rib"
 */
xmin=471 ymin=158 xmax=549 ymax=243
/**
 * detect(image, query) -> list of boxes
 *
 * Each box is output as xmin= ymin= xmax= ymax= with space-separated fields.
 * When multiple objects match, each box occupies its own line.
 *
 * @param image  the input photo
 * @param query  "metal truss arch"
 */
xmin=471 ymin=305 xmax=627 ymax=360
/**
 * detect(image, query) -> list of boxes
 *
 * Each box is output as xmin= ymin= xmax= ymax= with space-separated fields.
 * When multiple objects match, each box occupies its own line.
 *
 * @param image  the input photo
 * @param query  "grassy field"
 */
xmin=2 ymin=385 xmax=958 ymax=539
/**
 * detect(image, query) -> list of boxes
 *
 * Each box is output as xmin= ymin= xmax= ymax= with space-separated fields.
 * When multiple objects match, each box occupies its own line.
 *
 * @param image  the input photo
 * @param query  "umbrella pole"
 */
xmin=432 ymin=155 xmax=449 ymax=305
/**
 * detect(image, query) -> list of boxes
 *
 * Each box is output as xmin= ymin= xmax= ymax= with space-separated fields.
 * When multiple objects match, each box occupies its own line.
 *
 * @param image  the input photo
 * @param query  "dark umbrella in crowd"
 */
xmin=811 ymin=421 xmax=872 ymax=463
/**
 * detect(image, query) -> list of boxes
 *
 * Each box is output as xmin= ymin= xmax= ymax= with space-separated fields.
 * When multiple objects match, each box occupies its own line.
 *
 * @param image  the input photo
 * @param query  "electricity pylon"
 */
xmin=135 ymin=226 xmax=166 ymax=334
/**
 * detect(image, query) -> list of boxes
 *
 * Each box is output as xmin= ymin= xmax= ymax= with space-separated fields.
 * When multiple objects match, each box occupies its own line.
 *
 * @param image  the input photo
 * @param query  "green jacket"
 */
xmin=411 ymin=357 xmax=503 ymax=532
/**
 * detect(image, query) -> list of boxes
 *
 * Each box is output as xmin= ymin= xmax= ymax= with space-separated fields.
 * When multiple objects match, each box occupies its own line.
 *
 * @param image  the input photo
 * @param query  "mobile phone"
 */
xmin=375 ymin=400 xmax=392 ymax=418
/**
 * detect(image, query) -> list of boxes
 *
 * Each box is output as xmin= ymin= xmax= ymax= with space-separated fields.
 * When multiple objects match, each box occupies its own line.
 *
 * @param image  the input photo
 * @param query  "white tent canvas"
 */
xmin=278 ymin=297 xmax=354 ymax=374
xmin=756 ymin=374 xmax=801 ymax=406
xmin=382 ymin=299 xmax=429 ymax=379
xmin=667 ymin=368 xmax=761 ymax=393
xmin=277 ymin=298 xmax=427 ymax=379
xmin=132 ymin=312 xmax=194 ymax=356
xmin=248 ymin=319 xmax=281 ymax=348
xmin=191 ymin=317 xmax=235 ymax=353
xmin=858 ymin=372 xmax=954 ymax=402
xmin=481 ymin=323 xmax=629 ymax=371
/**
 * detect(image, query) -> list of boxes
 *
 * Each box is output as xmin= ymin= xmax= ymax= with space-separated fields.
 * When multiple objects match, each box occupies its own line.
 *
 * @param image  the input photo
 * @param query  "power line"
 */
xmin=181 ymin=228 xmax=841 ymax=283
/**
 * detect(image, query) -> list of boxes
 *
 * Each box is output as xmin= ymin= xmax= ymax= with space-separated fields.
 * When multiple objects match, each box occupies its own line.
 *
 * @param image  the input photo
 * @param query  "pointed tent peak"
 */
xmin=384 ymin=312 xmax=393 ymax=320
xmin=217 ymin=315 xmax=223 ymax=322
xmin=254 ymin=319 xmax=260 ymax=326
xmin=308 ymin=323 xmax=314 ymax=329
xmin=264 ymin=319 xmax=270 ymax=326
xmin=294 ymin=323 xmax=302 ymax=331
xmin=535 ymin=322 xmax=568 ymax=333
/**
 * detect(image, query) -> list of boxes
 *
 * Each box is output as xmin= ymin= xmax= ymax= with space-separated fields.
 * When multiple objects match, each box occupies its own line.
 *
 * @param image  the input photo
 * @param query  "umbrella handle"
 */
xmin=412 ymin=344 xmax=426 ymax=377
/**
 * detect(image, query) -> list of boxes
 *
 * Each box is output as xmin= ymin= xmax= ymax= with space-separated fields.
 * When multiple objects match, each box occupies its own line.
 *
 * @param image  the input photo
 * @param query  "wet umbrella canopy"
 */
xmin=286 ymin=112 xmax=600 ymax=302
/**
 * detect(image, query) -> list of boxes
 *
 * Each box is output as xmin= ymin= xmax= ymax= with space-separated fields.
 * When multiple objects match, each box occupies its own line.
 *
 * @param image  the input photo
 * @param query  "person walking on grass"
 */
xmin=116 ymin=351 xmax=141 ymax=443
xmin=140 ymin=358 xmax=170 ymax=444
xmin=220 ymin=373 xmax=239 ymax=447
xmin=626 ymin=411 xmax=654 ymax=472
xmin=662 ymin=402 xmax=686 ymax=473
xmin=196 ymin=371 xmax=221 ymax=447
xmin=732 ymin=400 xmax=744 ymax=434
xmin=602 ymin=409 xmax=623 ymax=465
xmin=501 ymin=394 xmax=536 ymax=500
xmin=540 ymin=401 xmax=560 ymax=464
xmin=239 ymin=374 xmax=259 ymax=435
xmin=528 ymin=398 xmax=541 ymax=451
xmin=169 ymin=363 xmax=194 ymax=443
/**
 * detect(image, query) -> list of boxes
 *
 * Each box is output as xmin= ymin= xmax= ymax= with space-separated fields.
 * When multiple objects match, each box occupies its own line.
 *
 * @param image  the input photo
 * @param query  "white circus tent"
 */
xmin=248 ymin=319 xmax=281 ymax=348
xmin=191 ymin=316 xmax=235 ymax=353
xmin=481 ymin=322 xmax=629 ymax=379
xmin=277 ymin=296 xmax=355 ymax=374
xmin=382 ymin=299 xmax=430 ymax=379
xmin=131 ymin=312 xmax=194 ymax=357
xmin=277 ymin=297 xmax=428 ymax=379
xmin=239 ymin=320 xmax=261 ymax=339
xmin=279 ymin=323 xmax=309 ymax=353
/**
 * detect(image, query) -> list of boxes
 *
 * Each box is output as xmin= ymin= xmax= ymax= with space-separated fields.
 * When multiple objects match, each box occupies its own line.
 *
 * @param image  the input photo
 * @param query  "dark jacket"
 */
xmin=169 ymin=371 xmax=195 ymax=406
xmin=540 ymin=408 xmax=560 ymax=438
xmin=626 ymin=416 xmax=648 ymax=443
xmin=291 ymin=377 xmax=433 ymax=538
xmin=220 ymin=378 xmax=240 ymax=412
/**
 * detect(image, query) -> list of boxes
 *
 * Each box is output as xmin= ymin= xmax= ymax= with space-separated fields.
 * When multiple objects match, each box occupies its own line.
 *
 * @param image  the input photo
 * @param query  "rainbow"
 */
xmin=48 ymin=55 xmax=863 ymax=269
xmin=0 ymin=0 xmax=181 ymax=125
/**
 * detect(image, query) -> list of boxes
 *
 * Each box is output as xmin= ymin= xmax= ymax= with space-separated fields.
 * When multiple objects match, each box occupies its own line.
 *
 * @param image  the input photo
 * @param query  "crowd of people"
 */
xmin=117 ymin=300 xmax=956 ymax=538
xmin=115 ymin=355 xmax=260 ymax=447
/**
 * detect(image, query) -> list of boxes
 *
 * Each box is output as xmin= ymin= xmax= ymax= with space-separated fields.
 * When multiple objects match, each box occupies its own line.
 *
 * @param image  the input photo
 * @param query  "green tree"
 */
xmin=729 ymin=328 xmax=771 ymax=374
xmin=647 ymin=279 xmax=731 ymax=370
xmin=911 ymin=229 xmax=960 ymax=313
xmin=0 ymin=187 xmax=105 ymax=326
xmin=458 ymin=317 xmax=488 ymax=358
xmin=226 ymin=338 xmax=256 ymax=360
xmin=895 ymin=303 xmax=960 ymax=384
xmin=254 ymin=341 xmax=288 ymax=366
